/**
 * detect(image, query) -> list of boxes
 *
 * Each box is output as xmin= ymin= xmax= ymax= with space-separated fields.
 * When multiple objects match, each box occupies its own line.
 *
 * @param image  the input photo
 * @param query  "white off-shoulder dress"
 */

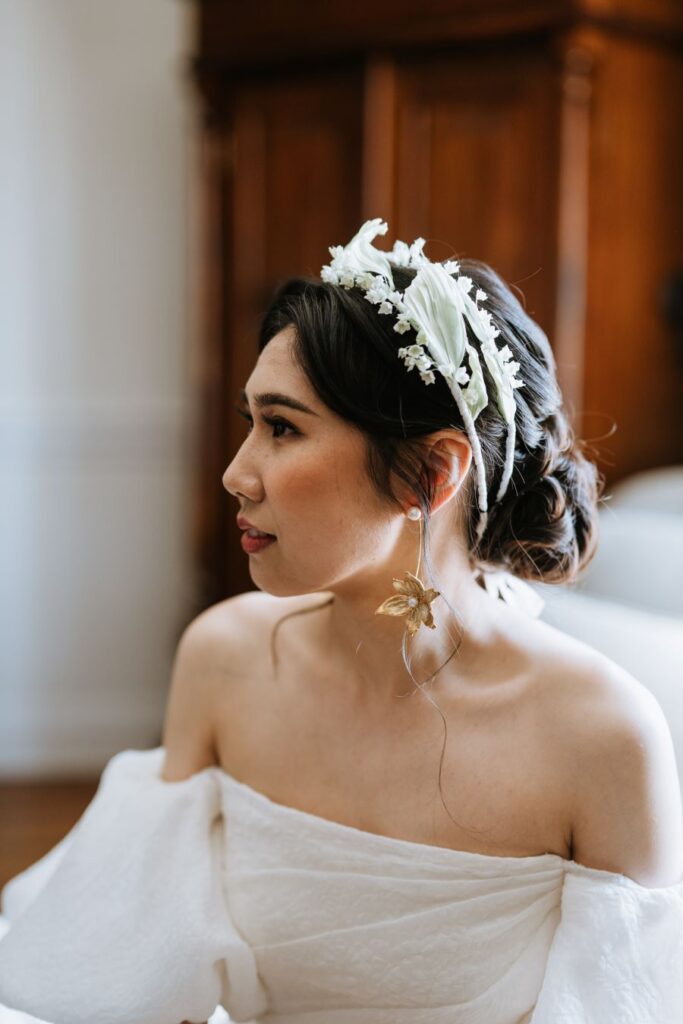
xmin=0 ymin=746 xmax=682 ymax=1024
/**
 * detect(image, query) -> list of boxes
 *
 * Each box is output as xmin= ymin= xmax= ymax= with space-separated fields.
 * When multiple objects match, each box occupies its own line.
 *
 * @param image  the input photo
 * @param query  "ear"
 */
xmin=423 ymin=430 xmax=472 ymax=516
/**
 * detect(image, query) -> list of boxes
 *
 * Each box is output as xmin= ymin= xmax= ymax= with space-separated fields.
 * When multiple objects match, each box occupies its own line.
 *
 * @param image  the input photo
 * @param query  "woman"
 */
xmin=1 ymin=219 xmax=682 ymax=1024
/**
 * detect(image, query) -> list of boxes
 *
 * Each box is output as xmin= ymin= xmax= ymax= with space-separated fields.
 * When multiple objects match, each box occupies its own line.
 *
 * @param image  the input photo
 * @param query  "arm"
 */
xmin=160 ymin=609 xmax=224 ymax=781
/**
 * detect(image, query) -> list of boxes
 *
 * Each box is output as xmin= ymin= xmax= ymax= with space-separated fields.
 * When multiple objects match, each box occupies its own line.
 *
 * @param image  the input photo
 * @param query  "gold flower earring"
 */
xmin=375 ymin=506 xmax=441 ymax=637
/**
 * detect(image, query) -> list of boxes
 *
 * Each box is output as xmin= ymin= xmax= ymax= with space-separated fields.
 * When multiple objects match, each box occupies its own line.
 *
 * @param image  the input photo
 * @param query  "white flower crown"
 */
xmin=320 ymin=218 xmax=525 ymax=545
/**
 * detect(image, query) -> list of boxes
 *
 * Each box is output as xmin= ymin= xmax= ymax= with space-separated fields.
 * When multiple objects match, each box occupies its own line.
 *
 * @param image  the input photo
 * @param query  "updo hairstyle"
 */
xmin=258 ymin=259 xmax=604 ymax=586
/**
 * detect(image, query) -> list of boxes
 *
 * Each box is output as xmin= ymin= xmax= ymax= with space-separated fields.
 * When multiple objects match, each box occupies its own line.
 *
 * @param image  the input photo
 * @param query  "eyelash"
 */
xmin=235 ymin=407 xmax=299 ymax=439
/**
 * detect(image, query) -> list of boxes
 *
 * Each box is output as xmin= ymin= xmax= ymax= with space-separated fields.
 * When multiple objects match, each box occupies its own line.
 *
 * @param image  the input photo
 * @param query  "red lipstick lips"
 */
xmin=237 ymin=515 xmax=277 ymax=553
xmin=240 ymin=533 xmax=276 ymax=554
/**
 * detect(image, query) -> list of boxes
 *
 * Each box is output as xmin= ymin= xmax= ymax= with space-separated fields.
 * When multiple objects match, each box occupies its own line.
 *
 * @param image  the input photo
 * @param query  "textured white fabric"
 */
xmin=0 ymin=749 xmax=267 ymax=1024
xmin=0 ymin=746 xmax=682 ymax=1024
xmin=530 ymin=868 xmax=683 ymax=1023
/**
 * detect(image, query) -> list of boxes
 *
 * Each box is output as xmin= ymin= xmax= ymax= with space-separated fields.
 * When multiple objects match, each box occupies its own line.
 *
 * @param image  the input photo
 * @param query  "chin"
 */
xmin=248 ymin=554 xmax=339 ymax=599
xmin=248 ymin=573 xmax=320 ymax=600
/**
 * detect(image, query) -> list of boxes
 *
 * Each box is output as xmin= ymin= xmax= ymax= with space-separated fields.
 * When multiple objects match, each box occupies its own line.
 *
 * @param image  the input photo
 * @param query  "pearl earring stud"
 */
xmin=406 ymin=507 xmax=422 ymax=521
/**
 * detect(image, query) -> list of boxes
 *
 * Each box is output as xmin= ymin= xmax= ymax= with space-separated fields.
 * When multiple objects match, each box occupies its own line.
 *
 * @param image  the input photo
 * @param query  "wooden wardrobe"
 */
xmin=187 ymin=0 xmax=683 ymax=608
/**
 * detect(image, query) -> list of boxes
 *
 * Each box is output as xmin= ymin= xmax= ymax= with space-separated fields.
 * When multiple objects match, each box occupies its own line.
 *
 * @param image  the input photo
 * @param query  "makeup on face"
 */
xmin=240 ymin=532 xmax=277 ymax=555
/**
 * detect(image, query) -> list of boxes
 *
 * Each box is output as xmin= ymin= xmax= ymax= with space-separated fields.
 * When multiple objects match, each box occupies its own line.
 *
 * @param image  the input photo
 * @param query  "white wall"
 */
xmin=0 ymin=0 xmax=196 ymax=775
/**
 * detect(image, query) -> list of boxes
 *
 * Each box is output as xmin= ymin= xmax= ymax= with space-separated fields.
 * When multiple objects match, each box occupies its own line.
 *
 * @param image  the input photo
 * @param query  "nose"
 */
xmin=222 ymin=443 xmax=263 ymax=503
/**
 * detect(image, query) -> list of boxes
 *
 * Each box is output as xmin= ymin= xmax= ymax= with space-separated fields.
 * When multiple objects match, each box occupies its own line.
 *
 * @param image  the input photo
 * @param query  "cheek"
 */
xmin=268 ymin=451 xmax=333 ymax=511
xmin=268 ymin=442 xmax=374 ymax=531
xmin=257 ymin=445 xmax=395 ymax=592
xmin=285 ymin=478 xmax=355 ymax=544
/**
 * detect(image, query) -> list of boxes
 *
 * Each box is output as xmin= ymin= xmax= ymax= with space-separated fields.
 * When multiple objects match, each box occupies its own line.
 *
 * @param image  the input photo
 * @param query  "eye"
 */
xmin=264 ymin=416 xmax=297 ymax=439
xmin=235 ymin=407 xmax=298 ymax=440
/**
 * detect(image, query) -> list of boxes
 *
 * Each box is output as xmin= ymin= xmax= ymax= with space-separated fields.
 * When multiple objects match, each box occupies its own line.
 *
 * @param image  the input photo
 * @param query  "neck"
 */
xmin=318 ymin=521 xmax=504 ymax=704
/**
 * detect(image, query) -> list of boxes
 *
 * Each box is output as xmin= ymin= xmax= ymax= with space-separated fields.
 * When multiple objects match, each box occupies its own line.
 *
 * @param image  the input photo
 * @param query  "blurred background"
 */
xmin=1 ymin=0 xmax=682 ymax=883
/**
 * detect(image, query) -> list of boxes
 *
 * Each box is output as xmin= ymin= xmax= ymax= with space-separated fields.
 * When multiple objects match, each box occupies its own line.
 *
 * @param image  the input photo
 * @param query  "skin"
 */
xmin=163 ymin=325 xmax=683 ymax=890
xmin=224 ymin=325 xmax=509 ymax=704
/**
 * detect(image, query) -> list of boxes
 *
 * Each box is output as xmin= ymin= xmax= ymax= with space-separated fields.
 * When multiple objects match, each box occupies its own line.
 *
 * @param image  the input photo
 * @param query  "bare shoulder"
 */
xmin=159 ymin=591 xmax=275 ymax=779
xmin=161 ymin=589 xmax=327 ymax=780
xmin=532 ymin=630 xmax=683 ymax=887
xmin=193 ymin=589 xmax=329 ymax=672
xmin=159 ymin=599 xmax=241 ymax=780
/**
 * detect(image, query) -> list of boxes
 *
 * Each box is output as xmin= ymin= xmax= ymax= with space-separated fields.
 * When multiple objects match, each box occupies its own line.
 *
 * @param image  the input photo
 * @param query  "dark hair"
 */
xmin=258 ymin=260 xmax=604 ymax=585
xmin=256 ymin=258 xmax=604 ymax=848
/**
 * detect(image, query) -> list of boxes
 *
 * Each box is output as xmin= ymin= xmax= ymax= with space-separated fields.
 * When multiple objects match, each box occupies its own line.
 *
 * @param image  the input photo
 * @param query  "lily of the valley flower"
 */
xmin=375 ymin=571 xmax=441 ymax=637
xmin=397 ymin=344 xmax=433 ymax=373
xmin=479 ymin=336 xmax=524 ymax=423
xmin=318 ymin=218 xmax=527 ymax=539
xmin=321 ymin=218 xmax=394 ymax=287
xmin=399 ymin=262 xmax=490 ymax=420
xmin=389 ymin=237 xmax=430 ymax=269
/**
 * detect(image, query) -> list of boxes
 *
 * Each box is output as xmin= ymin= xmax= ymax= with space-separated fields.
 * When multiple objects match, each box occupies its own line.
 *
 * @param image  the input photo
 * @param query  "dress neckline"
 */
xmin=148 ymin=748 xmax=679 ymax=889
xmin=215 ymin=763 xmax=568 ymax=868
xmin=215 ymin=766 xmax=683 ymax=890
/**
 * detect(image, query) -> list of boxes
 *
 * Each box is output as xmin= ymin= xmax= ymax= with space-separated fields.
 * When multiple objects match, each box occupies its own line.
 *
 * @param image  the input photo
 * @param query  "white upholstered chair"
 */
xmin=608 ymin=465 xmax=683 ymax=518
xmin=569 ymin=506 xmax=683 ymax=619
xmin=531 ymin=583 xmax=683 ymax=786
xmin=528 ymin=466 xmax=683 ymax=786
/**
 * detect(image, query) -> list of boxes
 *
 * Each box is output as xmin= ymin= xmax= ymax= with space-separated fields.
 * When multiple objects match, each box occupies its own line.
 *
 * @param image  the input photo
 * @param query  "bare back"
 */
xmin=204 ymin=589 xmax=609 ymax=861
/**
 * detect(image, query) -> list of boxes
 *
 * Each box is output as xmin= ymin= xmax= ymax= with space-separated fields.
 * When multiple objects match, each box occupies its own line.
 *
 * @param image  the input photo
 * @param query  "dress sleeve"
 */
xmin=530 ymin=861 xmax=683 ymax=1023
xmin=0 ymin=748 xmax=267 ymax=1024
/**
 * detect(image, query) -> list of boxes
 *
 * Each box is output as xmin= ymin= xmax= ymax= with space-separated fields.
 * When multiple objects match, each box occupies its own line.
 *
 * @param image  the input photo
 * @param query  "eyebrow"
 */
xmin=238 ymin=388 xmax=319 ymax=416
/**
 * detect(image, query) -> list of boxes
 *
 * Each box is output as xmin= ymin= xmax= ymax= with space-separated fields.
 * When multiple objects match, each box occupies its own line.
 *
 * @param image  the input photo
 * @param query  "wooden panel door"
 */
xmin=582 ymin=31 xmax=683 ymax=479
xmin=391 ymin=43 xmax=562 ymax=359
xmin=196 ymin=68 xmax=365 ymax=603
xmin=388 ymin=34 xmax=683 ymax=483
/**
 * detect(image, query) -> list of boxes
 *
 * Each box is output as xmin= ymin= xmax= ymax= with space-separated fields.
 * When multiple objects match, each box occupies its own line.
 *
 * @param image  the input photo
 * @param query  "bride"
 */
xmin=1 ymin=219 xmax=682 ymax=1024
xmin=194 ymin=219 xmax=681 ymax=879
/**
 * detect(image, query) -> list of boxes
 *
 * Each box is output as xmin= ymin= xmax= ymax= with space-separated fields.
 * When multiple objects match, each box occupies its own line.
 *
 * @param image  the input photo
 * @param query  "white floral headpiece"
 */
xmin=320 ymin=218 xmax=525 ymax=545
